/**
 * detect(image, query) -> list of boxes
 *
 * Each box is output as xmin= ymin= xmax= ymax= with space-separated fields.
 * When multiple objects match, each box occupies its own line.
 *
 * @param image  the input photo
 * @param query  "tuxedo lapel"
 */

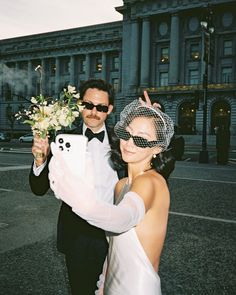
xmin=70 ymin=124 xmax=83 ymax=135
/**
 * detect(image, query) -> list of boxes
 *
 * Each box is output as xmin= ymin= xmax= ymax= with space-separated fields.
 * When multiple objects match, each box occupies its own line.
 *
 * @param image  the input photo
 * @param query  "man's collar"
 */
xmin=82 ymin=123 xmax=106 ymax=135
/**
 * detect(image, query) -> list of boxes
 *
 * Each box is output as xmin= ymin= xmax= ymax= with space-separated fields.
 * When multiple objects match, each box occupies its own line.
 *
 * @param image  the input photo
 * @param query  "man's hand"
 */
xmin=32 ymin=134 xmax=50 ymax=167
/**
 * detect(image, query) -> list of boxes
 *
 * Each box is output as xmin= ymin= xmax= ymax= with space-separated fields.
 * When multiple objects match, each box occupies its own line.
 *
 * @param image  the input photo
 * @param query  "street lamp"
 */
xmin=35 ymin=64 xmax=43 ymax=96
xmin=199 ymin=5 xmax=214 ymax=163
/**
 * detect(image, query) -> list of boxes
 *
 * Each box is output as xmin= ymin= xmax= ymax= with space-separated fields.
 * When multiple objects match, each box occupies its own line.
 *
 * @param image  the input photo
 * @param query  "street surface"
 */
xmin=0 ymin=141 xmax=236 ymax=294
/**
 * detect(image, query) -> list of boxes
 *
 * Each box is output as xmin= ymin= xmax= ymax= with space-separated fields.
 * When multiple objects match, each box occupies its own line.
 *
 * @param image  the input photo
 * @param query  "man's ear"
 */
xmin=107 ymin=105 xmax=113 ymax=115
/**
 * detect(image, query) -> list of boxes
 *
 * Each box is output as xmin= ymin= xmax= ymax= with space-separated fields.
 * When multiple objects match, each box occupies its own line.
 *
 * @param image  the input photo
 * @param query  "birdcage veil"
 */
xmin=114 ymin=99 xmax=174 ymax=151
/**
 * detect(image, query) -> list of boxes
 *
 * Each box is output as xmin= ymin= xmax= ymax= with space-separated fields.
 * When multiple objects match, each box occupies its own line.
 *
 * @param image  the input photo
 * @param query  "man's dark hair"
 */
xmin=79 ymin=79 xmax=114 ymax=105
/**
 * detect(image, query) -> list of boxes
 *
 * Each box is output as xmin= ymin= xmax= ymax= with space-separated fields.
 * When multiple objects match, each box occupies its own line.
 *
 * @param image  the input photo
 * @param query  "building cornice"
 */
xmin=142 ymin=83 xmax=236 ymax=94
xmin=119 ymin=0 xmax=235 ymax=18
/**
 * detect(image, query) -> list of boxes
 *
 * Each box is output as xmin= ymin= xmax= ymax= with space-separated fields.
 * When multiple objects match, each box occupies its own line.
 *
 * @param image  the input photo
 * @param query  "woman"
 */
xmin=49 ymin=99 xmax=175 ymax=294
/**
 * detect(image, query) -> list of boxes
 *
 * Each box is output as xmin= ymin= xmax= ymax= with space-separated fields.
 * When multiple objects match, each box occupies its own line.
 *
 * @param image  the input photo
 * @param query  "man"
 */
xmin=29 ymin=79 xmax=124 ymax=294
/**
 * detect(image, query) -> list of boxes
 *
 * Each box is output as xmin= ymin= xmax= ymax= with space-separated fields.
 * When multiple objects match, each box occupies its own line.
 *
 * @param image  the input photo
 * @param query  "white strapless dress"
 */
xmin=104 ymin=227 xmax=162 ymax=295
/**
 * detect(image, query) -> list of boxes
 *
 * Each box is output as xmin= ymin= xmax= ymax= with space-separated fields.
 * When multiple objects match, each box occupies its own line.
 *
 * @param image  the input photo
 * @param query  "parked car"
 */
xmin=18 ymin=133 xmax=34 ymax=143
xmin=0 ymin=132 xmax=11 ymax=142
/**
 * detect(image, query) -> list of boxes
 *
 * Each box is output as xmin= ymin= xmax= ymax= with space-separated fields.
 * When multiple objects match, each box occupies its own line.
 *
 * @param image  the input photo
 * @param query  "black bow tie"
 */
xmin=85 ymin=128 xmax=105 ymax=142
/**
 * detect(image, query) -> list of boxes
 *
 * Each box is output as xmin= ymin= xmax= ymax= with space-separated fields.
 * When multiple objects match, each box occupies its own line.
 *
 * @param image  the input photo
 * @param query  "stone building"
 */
xmin=0 ymin=0 xmax=235 ymax=137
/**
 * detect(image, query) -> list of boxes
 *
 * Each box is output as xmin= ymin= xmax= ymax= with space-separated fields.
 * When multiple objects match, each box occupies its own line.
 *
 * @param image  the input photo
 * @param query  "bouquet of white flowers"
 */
xmin=16 ymin=85 xmax=83 ymax=138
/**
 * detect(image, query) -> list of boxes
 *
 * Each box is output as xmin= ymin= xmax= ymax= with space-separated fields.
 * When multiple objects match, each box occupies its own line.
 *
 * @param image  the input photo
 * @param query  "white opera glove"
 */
xmin=95 ymin=258 xmax=107 ymax=295
xmin=49 ymin=141 xmax=95 ymax=204
xmin=49 ymin=143 xmax=145 ymax=233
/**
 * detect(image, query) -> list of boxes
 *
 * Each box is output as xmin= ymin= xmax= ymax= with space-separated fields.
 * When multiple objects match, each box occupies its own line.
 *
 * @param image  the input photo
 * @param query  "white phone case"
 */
xmin=55 ymin=134 xmax=88 ymax=177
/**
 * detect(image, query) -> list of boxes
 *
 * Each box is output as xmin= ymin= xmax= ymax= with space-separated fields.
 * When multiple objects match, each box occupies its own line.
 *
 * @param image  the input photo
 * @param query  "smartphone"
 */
xmin=55 ymin=134 xmax=88 ymax=177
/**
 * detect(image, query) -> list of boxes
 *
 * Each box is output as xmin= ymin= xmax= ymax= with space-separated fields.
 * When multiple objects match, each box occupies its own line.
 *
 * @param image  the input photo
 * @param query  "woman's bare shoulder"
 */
xmin=132 ymin=170 xmax=166 ymax=192
xmin=131 ymin=171 xmax=169 ymax=207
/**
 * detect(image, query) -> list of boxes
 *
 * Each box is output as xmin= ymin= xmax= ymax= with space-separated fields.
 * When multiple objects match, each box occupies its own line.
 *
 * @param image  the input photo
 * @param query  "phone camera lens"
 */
xmin=65 ymin=142 xmax=71 ymax=148
xmin=59 ymin=138 xmax=64 ymax=144
xmin=59 ymin=146 xmax=63 ymax=151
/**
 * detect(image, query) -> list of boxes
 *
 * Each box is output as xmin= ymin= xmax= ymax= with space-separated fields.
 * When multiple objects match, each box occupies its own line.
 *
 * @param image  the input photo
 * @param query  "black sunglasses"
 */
xmin=115 ymin=126 xmax=159 ymax=148
xmin=82 ymin=101 xmax=109 ymax=113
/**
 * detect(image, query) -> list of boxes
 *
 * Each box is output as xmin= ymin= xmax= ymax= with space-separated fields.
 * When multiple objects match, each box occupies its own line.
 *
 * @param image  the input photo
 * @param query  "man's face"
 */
xmin=82 ymin=88 xmax=113 ymax=132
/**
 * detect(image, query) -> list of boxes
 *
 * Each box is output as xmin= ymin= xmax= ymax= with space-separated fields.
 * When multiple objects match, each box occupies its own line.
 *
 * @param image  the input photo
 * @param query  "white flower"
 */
xmin=31 ymin=97 xmax=37 ymax=104
xmin=73 ymin=93 xmax=80 ymax=99
xmin=17 ymin=85 xmax=81 ymax=138
xmin=67 ymin=85 xmax=77 ymax=94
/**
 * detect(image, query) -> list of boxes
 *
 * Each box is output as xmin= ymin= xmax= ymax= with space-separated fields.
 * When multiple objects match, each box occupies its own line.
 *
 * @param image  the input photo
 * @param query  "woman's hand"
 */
xmin=32 ymin=134 xmax=50 ymax=167
xmin=139 ymin=90 xmax=162 ymax=109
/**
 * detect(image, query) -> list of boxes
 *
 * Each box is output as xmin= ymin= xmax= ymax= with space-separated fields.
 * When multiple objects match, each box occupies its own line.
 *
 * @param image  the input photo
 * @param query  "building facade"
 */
xmin=0 ymin=0 xmax=235 ymax=137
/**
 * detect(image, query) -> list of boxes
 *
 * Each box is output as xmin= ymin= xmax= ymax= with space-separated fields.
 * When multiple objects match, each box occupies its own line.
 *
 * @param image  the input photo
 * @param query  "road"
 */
xmin=0 ymin=143 xmax=236 ymax=294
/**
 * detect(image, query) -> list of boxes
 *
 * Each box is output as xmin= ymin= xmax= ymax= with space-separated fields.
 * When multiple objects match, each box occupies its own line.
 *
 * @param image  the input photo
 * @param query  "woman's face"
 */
xmin=120 ymin=116 xmax=161 ymax=165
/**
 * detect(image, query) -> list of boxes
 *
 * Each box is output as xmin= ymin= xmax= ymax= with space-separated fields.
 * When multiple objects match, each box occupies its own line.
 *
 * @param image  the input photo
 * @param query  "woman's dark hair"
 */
xmin=150 ymin=148 xmax=176 ymax=180
xmin=109 ymin=130 xmax=127 ymax=170
xmin=79 ymin=79 xmax=114 ymax=105
xmin=110 ymin=133 xmax=176 ymax=181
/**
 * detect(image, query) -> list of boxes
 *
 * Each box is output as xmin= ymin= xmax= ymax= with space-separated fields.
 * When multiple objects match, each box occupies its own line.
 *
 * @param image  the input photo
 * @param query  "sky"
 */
xmin=1 ymin=0 xmax=123 ymax=40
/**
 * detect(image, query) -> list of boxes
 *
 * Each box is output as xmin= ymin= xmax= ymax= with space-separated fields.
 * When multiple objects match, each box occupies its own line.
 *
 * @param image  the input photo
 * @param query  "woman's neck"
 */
xmin=127 ymin=162 xmax=152 ymax=184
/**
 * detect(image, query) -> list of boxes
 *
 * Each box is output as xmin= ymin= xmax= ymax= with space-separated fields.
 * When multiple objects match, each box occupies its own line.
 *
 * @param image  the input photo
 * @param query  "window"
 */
xmin=4 ymin=83 xmax=12 ymax=101
xmin=112 ymin=78 xmax=119 ymax=92
xmin=79 ymin=80 xmax=85 ymax=87
xmin=223 ymin=40 xmax=233 ymax=56
xmin=17 ymin=86 xmax=27 ymax=101
xmin=160 ymin=47 xmax=169 ymax=63
xmin=112 ymin=55 xmax=119 ymax=71
xmin=51 ymin=82 xmax=55 ymax=95
xmin=49 ymin=59 xmax=56 ymax=76
xmin=159 ymin=72 xmax=168 ymax=86
xmin=61 ymin=57 xmax=70 ymax=75
xmin=190 ymin=44 xmax=200 ymax=60
xmin=19 ymin=62 xmax=28 ymax=71
xmin=79 ymin=58 xmax=86 ymax=73
xmin=189 ymin=69 xmax=199 ymax=85
xmin=222 ymin=67 xmax=232 ymax=83
xmin=6 ymin=105 xmax=13 ymax=120
xmin=178 ymin=102 xmax=196 ymax=135
xmin=95 ymin=57 xmax=102 ymax=72
xmin=32 ymin=77 xmax=41 ymax=96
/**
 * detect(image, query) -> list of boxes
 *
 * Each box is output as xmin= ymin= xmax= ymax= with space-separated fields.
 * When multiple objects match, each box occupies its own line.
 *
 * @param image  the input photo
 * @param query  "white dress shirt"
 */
xmin=82 ymin=124 xmax=118 ymax=204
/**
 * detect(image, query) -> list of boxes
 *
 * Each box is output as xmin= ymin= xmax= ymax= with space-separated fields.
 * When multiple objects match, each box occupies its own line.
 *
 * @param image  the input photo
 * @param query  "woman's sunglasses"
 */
xmin=115 ymin=126 xmax=159 ymax=148
xmin=82 ymin=101 xmax=109 ymax=113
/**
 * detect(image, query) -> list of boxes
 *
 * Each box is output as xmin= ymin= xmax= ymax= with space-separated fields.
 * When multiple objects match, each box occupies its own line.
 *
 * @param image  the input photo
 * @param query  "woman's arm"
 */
xmin=49 ymin=143 xmax=145 ymax=233
xmin=95 ymin=257 xmax=107 ymax=295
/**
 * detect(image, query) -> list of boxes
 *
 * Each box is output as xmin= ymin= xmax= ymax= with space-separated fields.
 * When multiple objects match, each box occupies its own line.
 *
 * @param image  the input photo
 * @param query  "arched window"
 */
xmin=178 ymin=101 xmax=196 ymax=134
xmin=211 ymin=100 xmax=231 ymax=134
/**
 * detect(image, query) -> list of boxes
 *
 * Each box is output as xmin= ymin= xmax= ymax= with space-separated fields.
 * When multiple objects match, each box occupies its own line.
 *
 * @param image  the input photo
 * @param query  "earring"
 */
xmin=153 ymin=154 xmax=156 ymax=159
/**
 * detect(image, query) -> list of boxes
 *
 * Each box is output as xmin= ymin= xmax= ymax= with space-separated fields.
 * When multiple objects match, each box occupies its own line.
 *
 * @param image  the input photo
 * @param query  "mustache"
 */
xmin=86 ymin=115 xmax=100 ymax=120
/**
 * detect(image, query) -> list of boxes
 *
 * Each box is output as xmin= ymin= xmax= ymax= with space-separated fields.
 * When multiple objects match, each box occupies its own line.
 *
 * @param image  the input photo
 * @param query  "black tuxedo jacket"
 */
xmin=29 ymin=123 xmax=125 ymax=253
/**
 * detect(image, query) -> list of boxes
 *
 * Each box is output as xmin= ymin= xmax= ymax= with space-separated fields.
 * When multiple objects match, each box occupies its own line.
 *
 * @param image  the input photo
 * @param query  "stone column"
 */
xmin=102 ymin=52 xmax=106 ymax=81
xmin=169 ymin=13 xmax=180 ymax=85
xmin=0 ymin=62 xmax=3 ymax=97
xmin=27 ymin=60 xmax=32 ymax=98
xmin=140 ymin=17 xmax=151 ymax=87
xmin=69 ymin=55 xmax=75 ymax=86
xmin=55 ymin=57 xmax=60 ymax=96
xmin=85 ymin=53 xmax=90 ymax=80
xmin=129 ymin=19 xmax=139 ymax=88
xmin=41 ymin=59 xmax=46 ymax=95
xmin=15 ymin=62 xmax=20 ymax=100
